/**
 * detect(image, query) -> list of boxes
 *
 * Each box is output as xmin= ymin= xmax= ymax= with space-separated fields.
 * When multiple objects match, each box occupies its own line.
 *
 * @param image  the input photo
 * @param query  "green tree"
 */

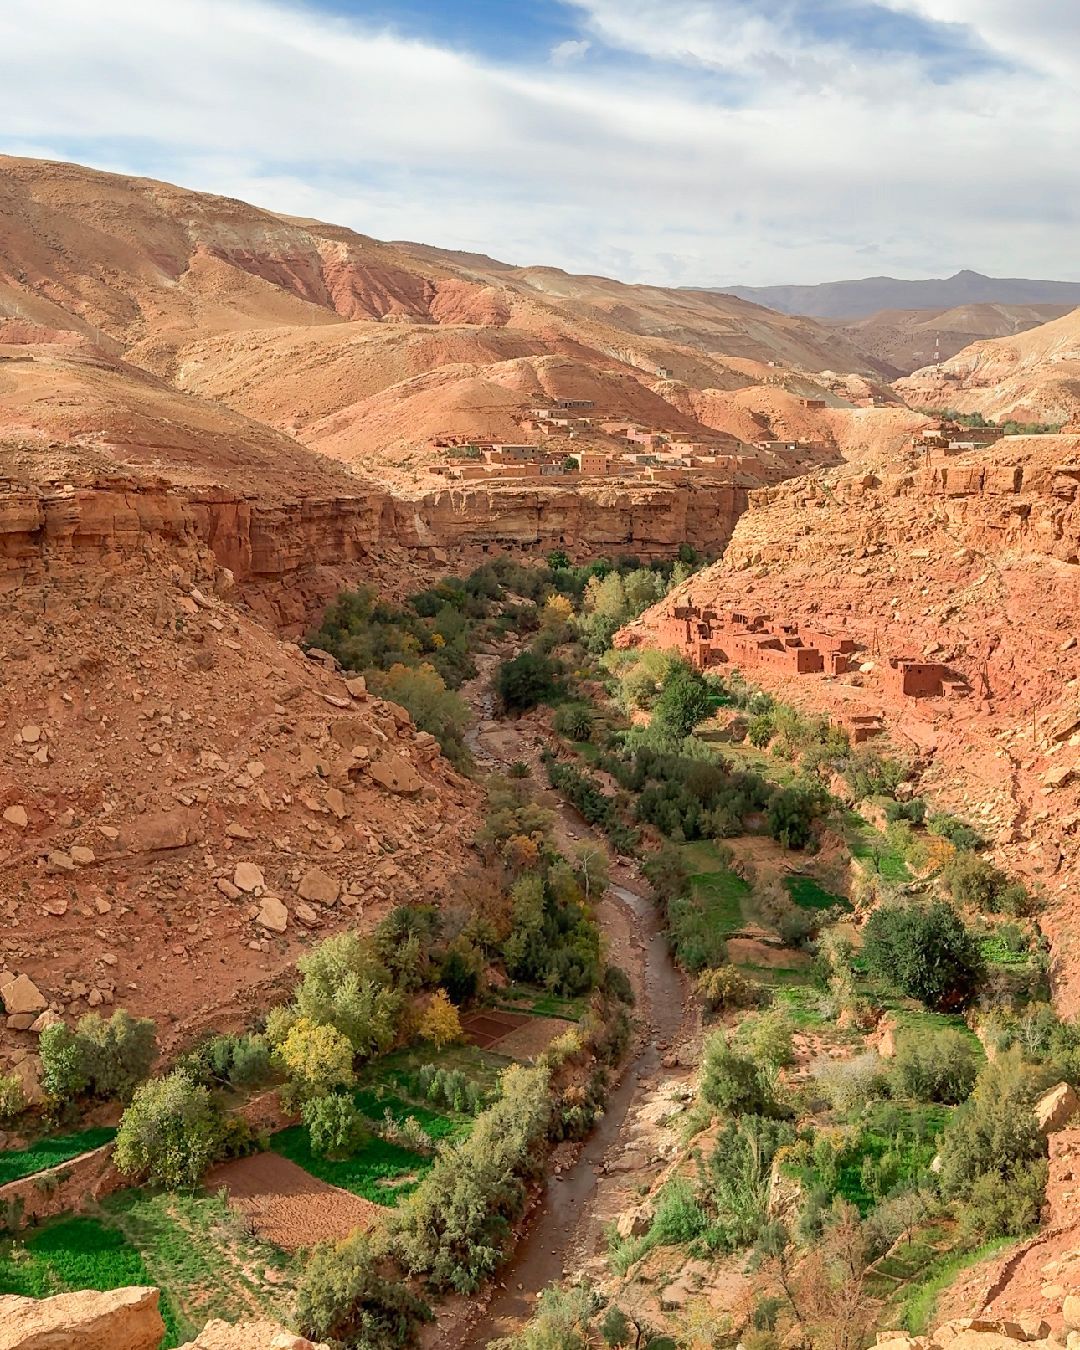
xmin=766 ymin=783 xmax=828 ymax=850
xmin=651 ymin=662 xmax=712 ymax=741
xmin=890 ymin=1026 xmax=981 ymax=1104
xmin=297 ymin=1230 xmax=433 ymax=1349
xmin=278 ymin=1018 xmax=356 ymax=1100
xmin=862 ymin=901 xmax=983 ymax=1010
xmin=495 ymin=651 xmax=563 ymax=712
xmin=114 ymin=1071 xmax=220 ymax=1189
xmin=302 ymin=1093 xmax=369 ymax=1159
xmin=700 ymin=1034 xmax=782 ymax=1116
xmin=294 ymin=932 xmax=402 ymax=1058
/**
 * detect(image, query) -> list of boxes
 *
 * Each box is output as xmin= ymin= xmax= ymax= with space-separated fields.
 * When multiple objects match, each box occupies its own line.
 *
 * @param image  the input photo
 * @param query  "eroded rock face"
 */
xmin=0 ymin=1285 xmax=163 ymax=1349
xmin=177 ymin=1319 xmax=330 ymax=1349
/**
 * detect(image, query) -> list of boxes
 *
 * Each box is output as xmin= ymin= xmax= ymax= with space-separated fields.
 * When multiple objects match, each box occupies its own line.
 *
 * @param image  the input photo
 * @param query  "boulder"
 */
xmin=615 ymin=1203 xmax=654 ymax=1240
xmin=1063 ymin=1295 xmax=1080 ymax=1331
xmin=368 ymin=751 xmax=423 ymax=796
xmin=297 ymin=867 xmax=338 ymax=905
xmin=344 ymin=676 xmax=367 ymax=701
xmin=1035 ymin=1082 xmax=1079 ymax=1134
xmin=0 ymin=974 xmax=47 ymax=1016
xmin=233 ymin=862 xmax=265 ymax=894
xmin=2 ymin=805 xmax=28 ymax=830
xmin=0 ymin=1286 xmax=164 ymax=1349
xmin=178 ymin=1318 xmax=330 ymax=1348
xmin=120 ymin=810 xmax=196 ymax=853
xmin=257 ymin=896 xmax=289 ymax=934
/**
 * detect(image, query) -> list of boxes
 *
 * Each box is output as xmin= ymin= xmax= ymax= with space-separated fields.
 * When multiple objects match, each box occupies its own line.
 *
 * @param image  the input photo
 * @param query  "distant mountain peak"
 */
xmin=712 ymin=271 xmax=1080 ymax=319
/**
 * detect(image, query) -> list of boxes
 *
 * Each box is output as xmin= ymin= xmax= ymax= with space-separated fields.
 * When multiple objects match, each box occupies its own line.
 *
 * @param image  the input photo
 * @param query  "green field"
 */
xmin=0 ymin=1214 xmax=184 ymax=1346
xmin=0 ymin=1127 xmax=117 ymax=1186
xmin=785 ymin=874 xmax=851 ymax=912
xmin=0 ymin=1189 xmax=297 ymax=1347
xmin=845 ymin=813 xmax=910 ymax=882
xmin=361 ymin=1043 xmax=510 ymax=1102
xmin=496 ymin=985 xmax=588 ymax=1021
xmin=270 ymin=1126 xmax=432 ymax=1205
xmin=353 ymin=1086 xmax=468 ymax=1142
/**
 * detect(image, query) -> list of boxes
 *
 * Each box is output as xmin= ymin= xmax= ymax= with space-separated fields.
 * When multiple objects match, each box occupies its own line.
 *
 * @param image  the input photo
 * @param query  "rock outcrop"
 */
xmin=178 ymin=1319 xmax=329 ymax=1349
xmin=0 ymin=1286 xmax=164 ymax=1349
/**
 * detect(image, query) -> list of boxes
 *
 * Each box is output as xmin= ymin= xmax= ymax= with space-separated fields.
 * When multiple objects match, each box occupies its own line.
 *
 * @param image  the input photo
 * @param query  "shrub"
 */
xmin=366 ymin=663 xmax=471 ymax=767
xmin=696 ymin=966 xmax=762 ymax=1013
xmin=302 ymin=1094 xmax=369 ymax=1159
xmin=766 ymin=784 xmax=828 ymax=851
xmin=38 ymin=1010 xmax=156 ymax=1105
xmin=927 ymin=812 xmax=984 ymax=852
xmin=959 ymin=1159 xmax=1048 ymax=1241
xmin=0 ymin=1073 xmax=26 ymax=1124
xmin=278 ymin=1018 xmax=356 ymax=1101
xmin=890 ymin=1027 xmax=980 ymax=1104
xmin=297 ymin=1230 xmax=433 ymax=1349
xmin=942 ymin=853 xmax=1018 ymax=913
xmin=418 ymin=990 xmax=464 ymax=1050
xmin=114 ymin=1071 xmax=220 ymax=1189
xmin=938 ymin=1050 xmax=1050 ymax=1237
xmin=701 ymin=1114 xmax=795 ymax=1251
xmin=495 ymin=651 xmax=563 ymax=712
xmin=862 ymin=901 xmax=983 ymax=1010
xmin=553 ymin=703 xmax=595 ymax=742
xmin=737 ymin=1008 xmax=794 ymax=1070
xmin=699 ymin=1035 xmax=782 ymax=1116
xmin=181 ymin=1032 xmax=273 ymax=1091
xmin=886 ymin=797 xmax=927 ymax=826
xmin=812 ymin=1053 xmax=888 ymax=1112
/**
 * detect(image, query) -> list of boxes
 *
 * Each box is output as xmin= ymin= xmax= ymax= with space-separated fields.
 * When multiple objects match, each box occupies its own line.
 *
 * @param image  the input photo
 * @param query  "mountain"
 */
xmin=825 ymin=301 xmax=1074 ymax=376
xmin=715 ymin=270 xmax=1080 ymax=319
xmin=895 ymin=307 xmax=1080 ymax=424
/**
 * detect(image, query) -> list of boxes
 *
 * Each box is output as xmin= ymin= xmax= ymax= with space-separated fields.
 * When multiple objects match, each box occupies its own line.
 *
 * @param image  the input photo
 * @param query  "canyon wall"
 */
xmin=0 ymin=476 xmax=745 ymax=616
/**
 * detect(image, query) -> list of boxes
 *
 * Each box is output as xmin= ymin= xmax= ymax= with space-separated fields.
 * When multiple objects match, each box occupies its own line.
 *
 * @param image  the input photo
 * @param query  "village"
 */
xmin=639 ymin=600 xmax=973 ymax=742
xmin=424 ymin=396 xmax=829 ymax=485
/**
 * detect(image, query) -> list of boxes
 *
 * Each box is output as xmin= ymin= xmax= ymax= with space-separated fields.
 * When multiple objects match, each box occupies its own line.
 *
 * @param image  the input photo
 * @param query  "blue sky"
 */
xmin=0 ymin=0 xmax=1078 ymax=286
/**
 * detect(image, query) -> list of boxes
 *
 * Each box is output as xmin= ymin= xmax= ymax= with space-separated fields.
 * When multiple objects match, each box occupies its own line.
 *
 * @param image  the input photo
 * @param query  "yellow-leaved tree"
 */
xmin=419 ymin=989 xmax=464 ymax=1050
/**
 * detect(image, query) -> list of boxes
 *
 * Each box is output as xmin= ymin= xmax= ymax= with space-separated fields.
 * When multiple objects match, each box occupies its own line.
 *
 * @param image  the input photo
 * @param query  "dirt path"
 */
xmin=451 ymin=668 xmax=691 ymax=1347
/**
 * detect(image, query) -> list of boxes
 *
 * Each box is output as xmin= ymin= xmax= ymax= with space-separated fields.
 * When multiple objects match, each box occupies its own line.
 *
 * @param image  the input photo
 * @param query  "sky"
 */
xmin=0 ymin=0 xmax=1077 ymax=287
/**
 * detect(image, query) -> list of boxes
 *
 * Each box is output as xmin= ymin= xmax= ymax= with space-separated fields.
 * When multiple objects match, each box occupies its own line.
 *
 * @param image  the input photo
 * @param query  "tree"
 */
xmin=699 ymin=1034 xmax=782 ymax=1116
xmin=862 ymin=901 xmax=983 ymax=1010
xmin=74 ymin=1010 xmax=157 ymax=1101
xmin=38 ymin=1009 xmax=156 ymax=1105
xmin=303 ymin=1094 xmax=369 ymax=1158
xmin=294 ymin=933 xmax=402 ymax=1058
xmin=297 ymin=1230 xmax=433 ymax=1349
xmin=495 ymin=651 xmax=563 ymax=712
xmin=547 ymin=550 xmax=570 ymax=570
xmin=366 ymin=663 xmax=471 ymax=768
xmin=651 ymin=662 xmax=712 ymax=741
xmin=114 ymin=1071 xmax=220 ymax=1189
xmin=889 ymin=1026 xmax=980 ymax=1104
xmin=766 ymin=784 xmax=828 ymax=851
xmin=419 ymin=990 xmax=464 ymax=1050
xmin=0 ymin=1073 xmax=26 ymax=1124
xmin=278 ymin=1018 xmax=356 ymax=1100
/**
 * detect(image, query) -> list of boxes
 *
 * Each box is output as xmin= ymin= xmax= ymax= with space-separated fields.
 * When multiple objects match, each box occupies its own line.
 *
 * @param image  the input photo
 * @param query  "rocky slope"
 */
xmin=0 ymin=551 xmax=483 ymax=1089
xmin=896 ymin=310 xmax=1080 ymax=424
xmin=622 ymin=432 xmax=1080 ymax=1011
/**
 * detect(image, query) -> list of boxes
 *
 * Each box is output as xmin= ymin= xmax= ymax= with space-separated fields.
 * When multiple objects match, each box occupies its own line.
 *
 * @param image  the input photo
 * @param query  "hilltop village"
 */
xmin=425 ymin=396 xmax=828 ymax=485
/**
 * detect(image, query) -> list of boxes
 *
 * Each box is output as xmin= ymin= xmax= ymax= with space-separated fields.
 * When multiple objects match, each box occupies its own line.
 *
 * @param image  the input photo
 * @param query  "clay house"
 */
xmin=885 ymin=658 xmax=948 ymax=698
xmin=569 ymin=451 xmax=612 ymax=476
xmin=800 ymin=397 xmax=827 ymax=410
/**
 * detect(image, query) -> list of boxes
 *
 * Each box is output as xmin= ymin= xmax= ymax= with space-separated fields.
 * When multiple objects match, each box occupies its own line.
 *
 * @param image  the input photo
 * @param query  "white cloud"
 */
xmin=551 ymin=38 xmax=591 ymax=65
xmin=0 ymin=0 xmax=1077 ymax=285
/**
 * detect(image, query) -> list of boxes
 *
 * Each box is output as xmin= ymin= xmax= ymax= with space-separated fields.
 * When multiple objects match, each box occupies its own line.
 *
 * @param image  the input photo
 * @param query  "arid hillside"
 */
xmin=896 ymin=308 xmax=1080 ymax=424
xmin=622 ymin=432 xmax=1080 ymax=1010
xmin=0 ymin=155 xmax=926 ymax=490
xmin=827 ymin=302 xmax=1073 ymax=377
